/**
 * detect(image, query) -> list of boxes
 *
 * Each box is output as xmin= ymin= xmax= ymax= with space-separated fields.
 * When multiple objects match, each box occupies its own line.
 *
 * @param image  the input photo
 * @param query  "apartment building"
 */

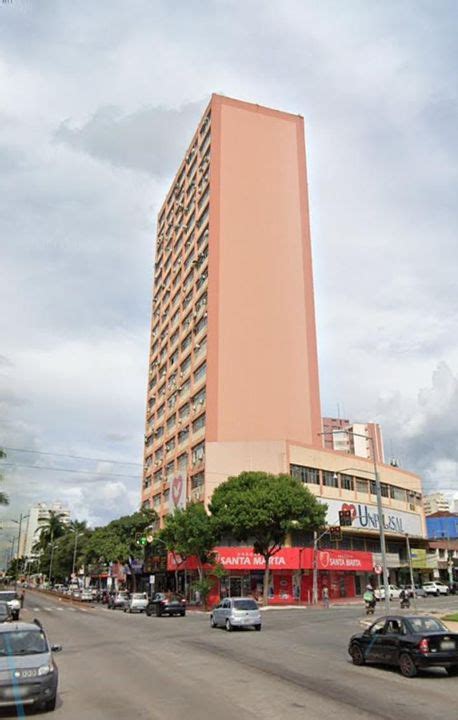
xmin=322 ymin=417 xmax=385 ymax=464
xmin=142 ymin=94 xmax=322 ymax=519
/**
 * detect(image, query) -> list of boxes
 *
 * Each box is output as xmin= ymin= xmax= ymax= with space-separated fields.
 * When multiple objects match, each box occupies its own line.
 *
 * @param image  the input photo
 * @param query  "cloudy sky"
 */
xmin=0 ymin=0 xmax=457 ymax=550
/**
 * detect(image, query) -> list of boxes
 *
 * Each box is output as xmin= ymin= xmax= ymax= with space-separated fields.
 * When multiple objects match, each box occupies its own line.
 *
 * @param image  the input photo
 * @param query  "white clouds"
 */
xmin=0 ymin=0 xmax=456 ymax=529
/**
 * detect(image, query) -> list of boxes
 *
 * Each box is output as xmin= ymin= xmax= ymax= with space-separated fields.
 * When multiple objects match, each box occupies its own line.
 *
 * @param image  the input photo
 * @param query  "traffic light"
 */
xmin=339 ymin=509 xmax=353 ymax=527
xmin=329 ymin=526 xmax=342 ymax=541
xmin=135 ymin=533 xmax=147 ymax=546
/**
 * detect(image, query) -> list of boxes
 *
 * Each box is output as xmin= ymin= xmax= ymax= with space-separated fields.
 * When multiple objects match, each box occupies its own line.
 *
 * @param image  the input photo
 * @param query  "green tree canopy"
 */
xmin=158 ymin=503 xmax=218 ymax=581
xmin=83 ymin=509 xmax=157 ymax=590
xmin=210 ymin=471 xmax=327 ymax=603
xmin=32 ymin=510 xmax=67 ymax=553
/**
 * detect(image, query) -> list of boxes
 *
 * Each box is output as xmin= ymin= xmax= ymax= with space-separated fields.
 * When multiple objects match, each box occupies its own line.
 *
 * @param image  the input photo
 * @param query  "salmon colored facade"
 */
xmin=142 ymin=95 xmax=322 ymax=520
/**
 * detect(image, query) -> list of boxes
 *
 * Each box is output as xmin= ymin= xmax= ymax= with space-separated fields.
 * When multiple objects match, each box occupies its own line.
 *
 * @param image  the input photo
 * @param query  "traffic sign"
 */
xmin=374 ymin=564 xmax=382 ymax=575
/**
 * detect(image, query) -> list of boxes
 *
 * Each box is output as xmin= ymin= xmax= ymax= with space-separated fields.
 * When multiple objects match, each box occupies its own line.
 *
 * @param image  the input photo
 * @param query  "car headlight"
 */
xmin=38 ymin=665 xmax=53 ymax=676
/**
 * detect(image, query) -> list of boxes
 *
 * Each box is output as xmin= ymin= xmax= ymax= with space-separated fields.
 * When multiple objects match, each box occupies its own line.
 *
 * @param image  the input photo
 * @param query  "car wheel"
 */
xmin=225 ymin=619 xmax=233 ymax=632
xmin=254 ymin=625 xmax=262 ymax=632
xmin=436 ymin=592 xmax=439 ymax=597
xmin=399 ymin=652 xmax=417 ymax=678
xmin=350 ymin=643 xmax=365 ymax=666
xmin=43 ymin=694 xmax=57 ymax=712
xmin=210 ymin=615 xmax=217 ymax=628
xmin=447 ymin=666 xmax=458 ymax=676
xmin=155 ymin=608 xmax=162 ymax=617
xmin=181 ymin=611 xmax=186 ymax=617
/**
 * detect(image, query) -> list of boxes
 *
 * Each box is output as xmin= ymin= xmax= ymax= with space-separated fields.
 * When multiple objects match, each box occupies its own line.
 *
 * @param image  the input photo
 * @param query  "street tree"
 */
xmin=210 ymin=471 xmax=327 ymax=604
xmin=83 ymin=509 xmax=157 ymax=591
xmin=159 ymin=503 xmax=218 ymax=582
xmin=33 ymin=510 xmax=67 ymax=553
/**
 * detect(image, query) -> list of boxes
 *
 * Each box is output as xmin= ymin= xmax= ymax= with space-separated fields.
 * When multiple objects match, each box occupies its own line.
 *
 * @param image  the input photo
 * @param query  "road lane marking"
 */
xmin=33 ymin=608 xmax=40 ymax=612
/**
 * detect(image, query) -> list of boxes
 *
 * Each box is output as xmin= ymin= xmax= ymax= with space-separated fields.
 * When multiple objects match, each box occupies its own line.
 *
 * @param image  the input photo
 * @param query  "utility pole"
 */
xmin=405 ymin=533 xmax=417 ymax=612
xmin=312 ymin=530 xmax=318 ymax=605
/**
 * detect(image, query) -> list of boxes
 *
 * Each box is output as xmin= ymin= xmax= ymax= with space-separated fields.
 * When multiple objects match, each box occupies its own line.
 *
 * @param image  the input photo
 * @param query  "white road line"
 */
xmin=44 ymin=607 xmax=53 ymax=612
xmin=56 ymin=607 xmax=64 ymax=611
xmin=68 ymin=607 xmax=76 ymax=612
xmin=33 ymin=607 xmax=40 ymax=612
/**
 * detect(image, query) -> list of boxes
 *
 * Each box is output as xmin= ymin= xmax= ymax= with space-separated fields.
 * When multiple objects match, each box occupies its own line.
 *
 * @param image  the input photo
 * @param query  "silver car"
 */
xmin=210 ymin=597 xmax=262 ymax=631
xmin=0 ymin=592 xmax=21 ymax=621
xmin=0 ymin=620 xmax=62 ymax=711
xmin=124 ymin=593 xmax=148 ymax=614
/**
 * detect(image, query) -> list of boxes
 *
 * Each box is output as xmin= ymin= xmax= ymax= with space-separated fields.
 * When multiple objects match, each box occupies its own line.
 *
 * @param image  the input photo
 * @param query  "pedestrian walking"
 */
xmin=20 ymin=590 xmax=25 ymax=608
xmin=322 ymin=586 xmax=329 ymax=609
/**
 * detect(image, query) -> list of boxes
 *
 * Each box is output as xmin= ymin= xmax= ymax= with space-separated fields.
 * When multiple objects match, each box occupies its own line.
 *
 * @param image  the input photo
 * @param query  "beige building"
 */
xmin=322 ymin=417 xmax=384 ymax=463
xmin=423 ymin=492 xmax=450 ymax=516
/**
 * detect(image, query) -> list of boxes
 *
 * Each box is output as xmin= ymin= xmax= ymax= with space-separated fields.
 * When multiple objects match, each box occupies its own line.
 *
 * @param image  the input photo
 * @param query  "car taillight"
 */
xmin=418 ymin=638 xmax=429 ymax=654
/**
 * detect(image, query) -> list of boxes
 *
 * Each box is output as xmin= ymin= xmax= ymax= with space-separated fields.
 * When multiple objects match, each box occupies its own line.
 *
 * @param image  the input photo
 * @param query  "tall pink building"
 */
xmin=142 ymin=94 xmax=322 ymax=519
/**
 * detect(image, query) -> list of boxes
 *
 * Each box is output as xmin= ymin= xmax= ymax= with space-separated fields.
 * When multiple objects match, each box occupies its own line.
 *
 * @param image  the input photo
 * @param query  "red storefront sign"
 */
xmin=168 ymin=547 xmax=372 ymax=573
xmin=300 ymin=548 xmax=373 ymax=572
xmin=167 ymin=547 xmax=300 ymax=571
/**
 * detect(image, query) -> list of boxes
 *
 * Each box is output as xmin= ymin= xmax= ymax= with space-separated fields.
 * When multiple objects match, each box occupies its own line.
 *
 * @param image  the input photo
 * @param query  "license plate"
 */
xmin=441 ymin=640 xmax=455 ymax=650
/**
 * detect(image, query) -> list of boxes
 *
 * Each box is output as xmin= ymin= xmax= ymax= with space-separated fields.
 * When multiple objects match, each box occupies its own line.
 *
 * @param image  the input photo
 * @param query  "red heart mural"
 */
xmin=172 ymin=475 xmax=184 ymax=507
xmin=341 ymin=502 xmax=357 ymax=520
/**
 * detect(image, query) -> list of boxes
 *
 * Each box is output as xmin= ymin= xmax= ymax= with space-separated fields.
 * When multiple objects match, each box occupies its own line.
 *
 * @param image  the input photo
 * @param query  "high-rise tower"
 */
xmin=142 ymin=95 xmax=322 ymax=520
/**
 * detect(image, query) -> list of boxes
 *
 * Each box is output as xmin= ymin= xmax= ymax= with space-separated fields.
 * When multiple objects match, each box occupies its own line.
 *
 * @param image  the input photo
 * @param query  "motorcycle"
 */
xmin=400 ymin=596 xmax=410 ymax=609
xmin=365 ymin=600 xmax=376 ymax=615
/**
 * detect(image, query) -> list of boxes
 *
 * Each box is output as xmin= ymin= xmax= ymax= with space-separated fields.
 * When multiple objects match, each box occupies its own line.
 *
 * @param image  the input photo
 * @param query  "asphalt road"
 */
xmin=9 ymin=591 xmax=458 ymax=720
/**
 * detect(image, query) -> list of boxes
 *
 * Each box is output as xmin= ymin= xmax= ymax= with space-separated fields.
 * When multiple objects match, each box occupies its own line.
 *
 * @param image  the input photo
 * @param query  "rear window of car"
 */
xmin=132 ymin=594 xmax=147 ymax=599
xmin=0 ymin=593 xmax=16 ymax=602
xmin=233 ymin=599 xmax=258 ymax=610
xmin=406 ymin=617 xmax=447 ymax=633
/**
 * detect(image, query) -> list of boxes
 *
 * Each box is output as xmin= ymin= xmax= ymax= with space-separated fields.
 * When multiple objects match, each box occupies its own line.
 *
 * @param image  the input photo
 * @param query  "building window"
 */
xmin=177 ymin=453 xmax=188 ymax=472
xmin=181 ymin=333 xmax=192 ymax=352
xmin=290 ymin=465 xmax=319 ymax=485
xmin=380 ymin=483 xmax=390 ymax=498
xmin=191 ymin=441 xmax=205 ymax=465
xmin=166 ymin=414 xmax=176 ymax=431
xmin=322 ymin=471 xmax=339 ymax=488
xmin=191 ymin=471 xmax=204 ymax=489
xmin=192 ymin=387 xmax=206 ymax=407
xmin=340 ymin=474 xmax=354 ymax=491
xmin=192 ymin=413 xmax=206 ymax=433
xmin=178 ymin=427 xmax=190 ymax=445
xmin=390 ymin=486 xmax=407 ymax=503
xmin=180 ymin=355 xmax=192 ymax=376
xmin=179 ymin=402 xmax=190 ymax=420
xmin=356 ymin=478 xmax=368 ymax=494
xmin=193 ymin=362 xmax=207 ymax=384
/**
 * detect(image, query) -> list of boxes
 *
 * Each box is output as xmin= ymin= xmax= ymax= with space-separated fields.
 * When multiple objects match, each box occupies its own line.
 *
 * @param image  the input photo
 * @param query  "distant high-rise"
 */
xmin=20 ymin=502 xmax=71 ymax=559
xmin=423 ymin=492 xmax=450 ymax=516
xmin=142 ymin=94 xmax=322 ymax=519
xmin=322 ymin=417 xmax=384 ymax=464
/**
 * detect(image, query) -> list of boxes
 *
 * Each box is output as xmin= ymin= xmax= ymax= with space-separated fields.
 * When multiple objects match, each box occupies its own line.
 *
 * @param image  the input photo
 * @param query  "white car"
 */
xmin=80 ymin=589 xmax=93 ymax=602
xmin=125 ymin=593 xmax=149 ymax=613
xmin=374 ymin=584 xmax=402 ymax=600
xmin=422 ymin=581 xmax=449 ymax=596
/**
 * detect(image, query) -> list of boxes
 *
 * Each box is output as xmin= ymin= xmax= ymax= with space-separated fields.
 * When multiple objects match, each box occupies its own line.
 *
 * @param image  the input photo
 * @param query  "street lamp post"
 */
xmin=312 ymin=529 xmax=331 ymax=605
xmin=320 ymin=429 xmax=391 ymax=614
xmin=71 ymin=532 xmax=84 ymax=579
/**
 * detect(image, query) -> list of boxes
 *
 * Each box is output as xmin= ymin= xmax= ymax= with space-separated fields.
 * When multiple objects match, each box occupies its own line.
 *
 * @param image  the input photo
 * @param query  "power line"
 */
xmin=1 ymin=446 xmax=142 ymax=467
xmin=0 ymin=462 xmax=140 ymax=480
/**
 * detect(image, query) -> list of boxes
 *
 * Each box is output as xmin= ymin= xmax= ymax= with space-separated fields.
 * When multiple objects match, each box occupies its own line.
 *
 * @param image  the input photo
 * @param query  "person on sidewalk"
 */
xmin=322 ymin=586 xmax=330 ymax=609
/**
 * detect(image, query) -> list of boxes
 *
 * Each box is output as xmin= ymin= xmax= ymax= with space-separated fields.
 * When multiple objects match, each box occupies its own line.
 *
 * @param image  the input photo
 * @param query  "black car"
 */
xmin=145 ymin=592 xmax=186 ymax=617
xmin=349 ymin=615 xmax=458 ymax=677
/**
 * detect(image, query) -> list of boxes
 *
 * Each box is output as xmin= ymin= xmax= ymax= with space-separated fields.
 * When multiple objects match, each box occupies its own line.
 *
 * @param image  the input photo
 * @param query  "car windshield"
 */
xmin=0 ymin=631 xmax=48 ymax=656
xmin=406 ymin=617 xmax=448 ymax=634
xmin=233 ymin=599 xmax=258 ymax=610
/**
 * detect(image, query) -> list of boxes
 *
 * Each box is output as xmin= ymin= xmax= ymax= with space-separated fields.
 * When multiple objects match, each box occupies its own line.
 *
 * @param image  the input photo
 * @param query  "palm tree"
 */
xmin=33 ymin=510 xmax=67 ymax=553
xmin=0 ymin=450 xmax=9 ymax=506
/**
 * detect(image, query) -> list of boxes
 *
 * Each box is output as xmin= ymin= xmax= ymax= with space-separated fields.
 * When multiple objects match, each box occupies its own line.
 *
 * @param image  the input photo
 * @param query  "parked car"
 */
xmin=349 ymin=614 xmax=458 ymax=677
xmin=146 ymin=592 xmax=186 ymax=617
xmin=108 ymin=591 xmax=130 ymax=610
xmin=374 ymin=585 xmax=402 ymax=601
xmin=125 ymin=592 xmax=149 ymax=613
xmin=401 ymin=584 xmax=427 ymax=599
xmin=0 ymin=591 xmax=21 ymax=620
xmin=80 ymin=589 xmax=93 ymax=602
xmin=210 ymin=597 xmax=262 ymax=631
xmin=422 ymin=581 xmax=450 ymax=596
xmin=0 ymin=619 xmax=62 ymax=711
xmin=0 ymin=601 xmax=11 ymax=623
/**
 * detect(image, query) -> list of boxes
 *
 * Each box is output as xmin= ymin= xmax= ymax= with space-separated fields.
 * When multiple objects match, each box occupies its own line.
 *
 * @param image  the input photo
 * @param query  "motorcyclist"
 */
xmin=363 ymin=584 xmax=376 ymax=613
xmin=399 ymin=587 xmax=410 ymax=608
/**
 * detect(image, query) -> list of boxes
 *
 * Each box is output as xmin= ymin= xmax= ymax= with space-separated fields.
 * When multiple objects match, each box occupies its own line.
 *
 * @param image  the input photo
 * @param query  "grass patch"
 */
xmin=442 ymin=613 xmax=458 ymax=622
